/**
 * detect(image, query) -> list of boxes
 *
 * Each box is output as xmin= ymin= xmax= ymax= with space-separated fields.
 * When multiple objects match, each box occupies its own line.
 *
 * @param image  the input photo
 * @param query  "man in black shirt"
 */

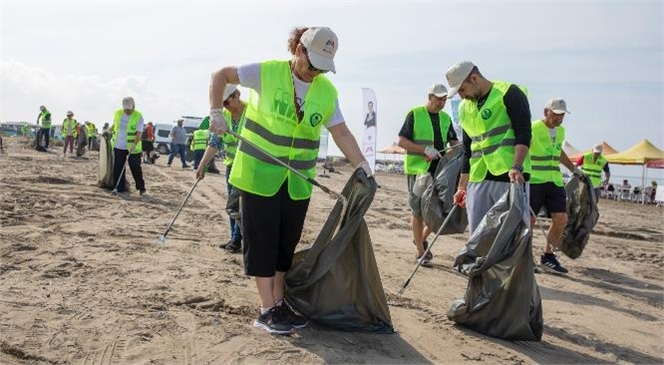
xmin=446 ymin=61 xmax=532 ymax=234
xmin=398 ymin=84 xmax=459 ymax=267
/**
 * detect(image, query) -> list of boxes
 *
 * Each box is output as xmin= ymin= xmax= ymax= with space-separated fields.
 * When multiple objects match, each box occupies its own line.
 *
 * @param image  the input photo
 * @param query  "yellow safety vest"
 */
xmin=40 ymin=110 xmax=52 ymax=128
xmin=87 ymin=123 xmax=96 ymax=136
xmin=460 ymin=81 xmax=531 ymax=183
xmin=229 ymin=60 xmax=337 ymax=200
xmin=112 ymin=109 xmax=143 ymax=154
xmin=191 ymin=129 xmax=209 ymax=151
xmin=581 ymin=153 xmax=607 ymax=188
xmin=404 ymin=106 xmax=452 ymax=175
xmin=529 ymin=120 xmax=565 ymax=186
xmin=62 ymin=118 xmax=78 ymax=138
xmin=221 ymin=106 xmax=246 ymax=166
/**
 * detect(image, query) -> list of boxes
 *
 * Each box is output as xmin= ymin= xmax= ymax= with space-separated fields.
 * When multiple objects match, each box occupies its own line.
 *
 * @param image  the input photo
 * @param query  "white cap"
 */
xmin=300 ymin=27 xmax=338 ymax=73
xmin=592 ymin=144 xmax=603 ymax=153
xmin=445 ymin=61 xmax=476 ymax=98
xmin=223 ymin=84 xmax=238 ymax=101
xmin=122 ymin=97 xmax=135 ymax=110
xmin=545 ymin=98 xmax=571 ymax=114
xmin=428 ymin=84 xmax=448 ymax=98
xmin=66 ymin=110 xmax=73 ymax=116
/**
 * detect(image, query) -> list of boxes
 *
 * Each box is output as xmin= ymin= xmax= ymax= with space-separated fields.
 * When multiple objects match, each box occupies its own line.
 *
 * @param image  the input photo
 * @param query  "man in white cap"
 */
xmin=577 ymin=143 xmax=610 ymax=200
xmin=398 ymin=84 xmax=458 ymax=267
xmin=446 ymin=61 xmax=532 ymax=234
xmin=110 ymin=96 xmax=147 ymax=195
xmin=530 ymin=98 xmax=584 ymax=274
xmin=205 ymin=26 xmax=371 ymax=335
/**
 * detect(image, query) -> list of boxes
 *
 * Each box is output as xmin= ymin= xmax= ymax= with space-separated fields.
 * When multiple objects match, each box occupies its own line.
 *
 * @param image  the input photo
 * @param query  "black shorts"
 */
xmin=240 ymin=181 xmax=310 ymax=277
xmin=142 ymin=141 xmax=154 ymax=152
xmin=530 ymin=182 xmax=567 ymax=214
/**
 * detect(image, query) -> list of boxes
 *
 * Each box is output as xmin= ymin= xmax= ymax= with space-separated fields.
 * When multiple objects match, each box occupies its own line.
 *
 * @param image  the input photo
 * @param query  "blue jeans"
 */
xmin=193 ymin=150 xmax=205 ymax=170
xmin=167 ymin=143 xmax=187 ymax=166
xmin=226 ymin=165 xmax=242 ymax=242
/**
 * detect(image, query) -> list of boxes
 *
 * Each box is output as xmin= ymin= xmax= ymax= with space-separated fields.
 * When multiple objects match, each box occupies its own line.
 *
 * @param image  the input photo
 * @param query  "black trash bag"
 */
xmin=421 ymin=148 xmax=468 ymax=235
xmin=285 ymin=169 xmax=393 ymax=333
xmin=98 ymin=133 xmax=119 ymax=190
xmin=560 ymin=175 xmax=600 ymax=259
xmin=76 ymin=126 xmax=88 ymax=157
xmin=448 ymin=184 xmax=543 ymax=341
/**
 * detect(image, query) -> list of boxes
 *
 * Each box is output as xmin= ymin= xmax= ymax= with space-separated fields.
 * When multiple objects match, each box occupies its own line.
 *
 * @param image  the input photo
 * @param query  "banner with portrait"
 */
xmin=361 ymin=88 xmax=377 ymax=173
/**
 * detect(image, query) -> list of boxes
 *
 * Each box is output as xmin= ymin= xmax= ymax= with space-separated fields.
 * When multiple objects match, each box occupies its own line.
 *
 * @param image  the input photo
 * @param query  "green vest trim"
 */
xmin=229 ymin=60 xmax=337 ymax=200
xmin=581 ymin=153 xmax=607 ymax=188
xmin=530 ymin=120 xmax=565 ymax=186
xmin=459 ymin=81 xmax=531 ymax=182
xmin=112 ymin=109 xmax=143 ymax=154
xmin=404 ymin=106 xmax=452 ymax=175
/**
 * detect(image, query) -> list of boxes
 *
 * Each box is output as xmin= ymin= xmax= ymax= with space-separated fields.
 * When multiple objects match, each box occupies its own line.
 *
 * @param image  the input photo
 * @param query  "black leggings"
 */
xmin=113 ymin=148 xmax=145 ymax=192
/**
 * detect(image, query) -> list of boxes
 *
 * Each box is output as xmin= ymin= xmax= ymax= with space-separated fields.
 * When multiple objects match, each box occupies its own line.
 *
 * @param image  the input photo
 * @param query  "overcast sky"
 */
xmin=2 ymin=1 xmax=662 ymax=181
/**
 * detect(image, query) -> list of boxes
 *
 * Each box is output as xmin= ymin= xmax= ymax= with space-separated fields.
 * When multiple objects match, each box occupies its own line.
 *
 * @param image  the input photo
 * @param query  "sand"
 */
xmin=1 ymin=136 xmax=662 ymax=365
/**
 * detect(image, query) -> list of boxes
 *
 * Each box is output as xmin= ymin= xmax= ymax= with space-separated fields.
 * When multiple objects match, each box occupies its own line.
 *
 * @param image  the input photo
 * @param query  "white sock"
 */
xmin=260 ymin=307 xmax=272 ymax=315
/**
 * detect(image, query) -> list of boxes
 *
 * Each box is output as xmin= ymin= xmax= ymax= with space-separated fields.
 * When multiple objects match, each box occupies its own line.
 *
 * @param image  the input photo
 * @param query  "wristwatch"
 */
xmin=511 ymin=164 xmax=524 ymax=173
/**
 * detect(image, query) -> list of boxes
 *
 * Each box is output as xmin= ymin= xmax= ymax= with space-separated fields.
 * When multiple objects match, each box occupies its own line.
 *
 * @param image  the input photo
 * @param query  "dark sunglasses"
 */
xmin=301 ymin=45 xmax=329 ymax=74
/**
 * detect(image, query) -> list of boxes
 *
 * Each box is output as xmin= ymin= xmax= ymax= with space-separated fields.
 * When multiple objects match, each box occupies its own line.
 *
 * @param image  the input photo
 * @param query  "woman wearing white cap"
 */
xmin=203 ymin=26 xmax=371 ymax=335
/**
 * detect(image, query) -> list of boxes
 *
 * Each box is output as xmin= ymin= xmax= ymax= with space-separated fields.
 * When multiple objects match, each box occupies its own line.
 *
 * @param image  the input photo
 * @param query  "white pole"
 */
xmin=641 ymin=162 xmax=646 ymax=205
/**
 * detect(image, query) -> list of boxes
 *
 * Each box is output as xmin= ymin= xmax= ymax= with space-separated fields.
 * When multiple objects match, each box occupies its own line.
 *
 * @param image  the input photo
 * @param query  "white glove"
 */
xmin=357 ymin=160 xmax=373 ymax=178
xmin=209 ymin=108 xmax=228 ymax=135
xmin=424 ymin=146 xmax=442 ymax=160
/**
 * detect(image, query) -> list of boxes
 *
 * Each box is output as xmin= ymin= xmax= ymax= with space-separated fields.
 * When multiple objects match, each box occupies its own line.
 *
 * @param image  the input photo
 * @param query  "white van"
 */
xmin=153 ymin=116 xmax=204 ymax=155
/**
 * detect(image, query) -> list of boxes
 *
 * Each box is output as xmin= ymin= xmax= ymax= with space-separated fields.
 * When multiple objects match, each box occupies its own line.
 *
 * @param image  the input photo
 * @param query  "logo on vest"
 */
xmin=310 ymin=112 xmax=323 ymax=127
xmin=481 ymin=109 xmax=492 ymax=120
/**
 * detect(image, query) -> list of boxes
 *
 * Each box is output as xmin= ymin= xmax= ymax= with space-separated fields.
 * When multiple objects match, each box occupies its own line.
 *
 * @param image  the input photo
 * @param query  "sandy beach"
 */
xmin=1 ymin=136 xmax=662 ymax=365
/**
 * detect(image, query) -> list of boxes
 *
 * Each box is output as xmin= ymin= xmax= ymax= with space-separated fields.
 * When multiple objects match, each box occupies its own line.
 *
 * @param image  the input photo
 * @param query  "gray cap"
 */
xmin=428 ymin=84 xmax=448 ymax=98
xmin=300 ymin=27 xmax=338 ymax=73
xmin=122 ymin=97 xmax=135 ymax=109
xmin=445 ymin=61 xmax=476 ymax=98
xmin=545 ymin=98 xmax=571 ymax=114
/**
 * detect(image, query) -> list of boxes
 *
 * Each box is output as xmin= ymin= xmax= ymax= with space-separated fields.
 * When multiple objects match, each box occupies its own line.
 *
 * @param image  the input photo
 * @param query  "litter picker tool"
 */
xmin=111 ymin=155 xmax=130 ymax=195
xmin=157 ymin=177 xmax=202 ymax=246
xmin=227 ymin=130 xmax=348 ymax=214
xmin=398 ymin=204 xmax=460 ymax=296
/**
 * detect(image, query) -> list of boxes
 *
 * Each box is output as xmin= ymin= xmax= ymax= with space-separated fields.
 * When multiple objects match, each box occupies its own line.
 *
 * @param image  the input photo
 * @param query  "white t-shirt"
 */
xmin=114 ymin=112 xmax=144 ymax=150
xmin=237 ymin=62 xmax=344 ymax=128
xmin=549 ymin=127 xmax=557 ymax=143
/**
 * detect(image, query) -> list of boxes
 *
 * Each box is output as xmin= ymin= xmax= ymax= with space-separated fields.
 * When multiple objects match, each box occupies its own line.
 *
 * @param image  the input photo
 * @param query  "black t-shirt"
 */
xmin=461 ymin=84 xmax=531 ymax=182
xmin=399 ymin=110 xmax=458 ymax=174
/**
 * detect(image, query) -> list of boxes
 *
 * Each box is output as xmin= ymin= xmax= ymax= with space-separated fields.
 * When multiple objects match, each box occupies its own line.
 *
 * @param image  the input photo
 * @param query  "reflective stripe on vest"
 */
xmin=62 ymin=118 xmax=78 ymax=138
xmin=221 ymin=106 xmax=246 ymax=166
xmin=459 ymin=81 xmax=531 ymax=183
xmin=112 ymin=109 xmax=143 ymax=154
xmin=404 ymin=106 xmax=452 ymax=175
xmin=529 ymin=120 xmax=565 ymax=186
xmin=228 ymin=60 xmax=337 ymax=200
xmin=581 ymin=153 xmax=607 ymax=188
xmin=192 ymin=129 xmax=209 ymax=151
xmin=40 ymin=111 xmax=52 ymax=128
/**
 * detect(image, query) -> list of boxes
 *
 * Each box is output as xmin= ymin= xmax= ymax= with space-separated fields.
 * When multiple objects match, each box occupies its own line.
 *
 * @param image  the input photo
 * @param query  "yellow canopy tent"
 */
xmin=605 ymin=139 xmax=664 ymax=203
